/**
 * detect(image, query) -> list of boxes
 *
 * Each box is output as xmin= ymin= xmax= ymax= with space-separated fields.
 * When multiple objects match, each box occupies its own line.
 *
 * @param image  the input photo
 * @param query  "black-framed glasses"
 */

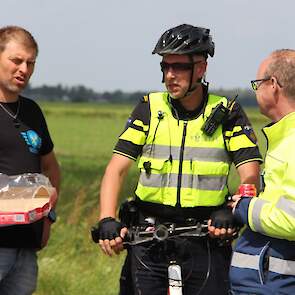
xmin=250 ymin=77 xmax=271 ymax=91
xmin=160 ymin=60 xmax=203 ymax=72
xmin=251 ymin=76 xmax=283 ymax=91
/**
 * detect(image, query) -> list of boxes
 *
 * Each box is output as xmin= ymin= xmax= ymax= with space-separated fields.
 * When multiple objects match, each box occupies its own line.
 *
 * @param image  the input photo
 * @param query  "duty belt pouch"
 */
xmin=119 ymin=199 xmax=139 ymax=227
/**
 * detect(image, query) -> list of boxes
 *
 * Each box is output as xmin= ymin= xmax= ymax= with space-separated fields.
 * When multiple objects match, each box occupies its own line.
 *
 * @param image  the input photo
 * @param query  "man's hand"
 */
xmin=92 ymin=217 xmax=128 ymax=256
xmin=228 ymin=194 xmax=243 ymax=213
xmin=208 ymin=208 xmax=237 ymax=239
xmin=99 ymin=227 xmax=128 ymax=256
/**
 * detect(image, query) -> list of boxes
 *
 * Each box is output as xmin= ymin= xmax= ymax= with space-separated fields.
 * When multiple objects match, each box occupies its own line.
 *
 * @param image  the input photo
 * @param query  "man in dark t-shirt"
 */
xmin=0 ymin=26 xmax=60 ymax=295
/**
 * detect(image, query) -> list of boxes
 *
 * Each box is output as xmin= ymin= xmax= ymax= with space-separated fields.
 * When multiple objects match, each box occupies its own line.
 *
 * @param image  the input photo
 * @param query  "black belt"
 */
xmin=135 ymin=196 xmax=224 ymax=225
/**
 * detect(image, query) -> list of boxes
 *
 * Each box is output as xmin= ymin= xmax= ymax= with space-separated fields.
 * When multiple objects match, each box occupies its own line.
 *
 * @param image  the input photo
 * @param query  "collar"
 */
xmin=263 ymin=112 xmax=295 ymax=144
xmin=169 ymin=85 xmax=208 ymax=120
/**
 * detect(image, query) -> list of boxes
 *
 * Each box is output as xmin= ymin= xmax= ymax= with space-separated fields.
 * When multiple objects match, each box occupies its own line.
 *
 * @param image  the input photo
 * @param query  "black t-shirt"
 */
xmin=114 ymin=91 xmax=262 ymax=167
xmin=0 ymin=96 xmax=53 ymax=175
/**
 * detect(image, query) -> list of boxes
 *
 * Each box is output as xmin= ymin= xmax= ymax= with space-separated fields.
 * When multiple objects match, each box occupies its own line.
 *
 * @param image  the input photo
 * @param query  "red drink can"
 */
xmin=238 ymin=184 xmax=256 ymax=197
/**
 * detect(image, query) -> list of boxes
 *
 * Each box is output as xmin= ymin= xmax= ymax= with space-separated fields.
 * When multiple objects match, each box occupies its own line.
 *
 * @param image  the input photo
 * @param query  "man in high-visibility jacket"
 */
xmin=230 ymin=49 xmax=295 ymax=295
xmin=95 ymin=24 xmax=262 ymax=295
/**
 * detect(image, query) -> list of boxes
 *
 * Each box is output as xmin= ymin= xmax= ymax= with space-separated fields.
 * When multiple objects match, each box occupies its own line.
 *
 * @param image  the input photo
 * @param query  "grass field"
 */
xmin=33 ymin=102 xmax=270 ymax=295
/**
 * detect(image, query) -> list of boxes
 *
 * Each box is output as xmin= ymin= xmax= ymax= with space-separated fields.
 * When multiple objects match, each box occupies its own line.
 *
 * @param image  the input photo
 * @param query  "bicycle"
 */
xmin=123 ymin=221 xmax=210 ymax=295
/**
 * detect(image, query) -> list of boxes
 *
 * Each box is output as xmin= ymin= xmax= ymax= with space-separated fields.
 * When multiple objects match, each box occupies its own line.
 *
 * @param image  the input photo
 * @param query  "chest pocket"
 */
xmin=191 ymin=160 xmax=229 ymax=191
xmin=191 ymin=160 xmax=229 ymax=176
xmin=138 ymin=157 xmax=173 ymax=188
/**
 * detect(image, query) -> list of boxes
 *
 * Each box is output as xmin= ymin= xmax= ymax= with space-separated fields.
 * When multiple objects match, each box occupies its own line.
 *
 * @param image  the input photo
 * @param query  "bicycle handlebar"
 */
xmin=124 ymin=222 xmax=208 ymax=246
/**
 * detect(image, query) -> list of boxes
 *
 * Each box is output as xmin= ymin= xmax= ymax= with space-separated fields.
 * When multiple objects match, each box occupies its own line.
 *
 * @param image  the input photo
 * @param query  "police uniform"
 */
xmin=115 ymin=87 xmax=262 ymax=295
xmin=230 ymin=112 xmax=295 ymax=295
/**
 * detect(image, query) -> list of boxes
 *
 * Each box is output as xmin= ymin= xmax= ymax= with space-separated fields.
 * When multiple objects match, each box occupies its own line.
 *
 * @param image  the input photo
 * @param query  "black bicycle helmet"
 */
xmin=152 ymin=24 xmax=214 ymax=57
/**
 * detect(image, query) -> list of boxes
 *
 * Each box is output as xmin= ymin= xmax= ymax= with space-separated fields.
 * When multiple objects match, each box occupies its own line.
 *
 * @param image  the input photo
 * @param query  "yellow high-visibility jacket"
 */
xmin=135 ymin=92 xmax=231 ymax=207
xmin=231 ymin=111 xmax=295 ymax=294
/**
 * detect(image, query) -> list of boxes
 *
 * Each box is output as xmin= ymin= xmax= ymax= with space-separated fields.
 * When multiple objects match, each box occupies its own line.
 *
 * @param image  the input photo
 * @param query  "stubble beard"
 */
xmin=0 ymin=79 xmax=26 ymax=99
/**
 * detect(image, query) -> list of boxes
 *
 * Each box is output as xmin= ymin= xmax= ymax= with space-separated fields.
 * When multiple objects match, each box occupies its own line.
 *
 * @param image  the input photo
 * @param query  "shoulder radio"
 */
xmin=201 ymin=94 xmax=238 ymax=136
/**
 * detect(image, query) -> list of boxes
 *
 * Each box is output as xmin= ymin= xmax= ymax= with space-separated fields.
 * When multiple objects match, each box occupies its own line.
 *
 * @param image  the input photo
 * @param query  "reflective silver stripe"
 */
xmin=269 ymin=256 xmax=295 ymax=275
xmin=232 ymin=252 xmax=295 ymax=276
xmin=142 ymin=145 xmax=229 ymax=162
xmin=276 ymin=196 xmax=295 ymax=218
xmin=231 ymin=252 xmax=259 ymax=270
xmin=252 ymin=196 xmax=295 ymax=233
xmin=251 ymin=198 xmax=268 ymax=234
xmin=139 ymin=173 xmax=227 ymax=190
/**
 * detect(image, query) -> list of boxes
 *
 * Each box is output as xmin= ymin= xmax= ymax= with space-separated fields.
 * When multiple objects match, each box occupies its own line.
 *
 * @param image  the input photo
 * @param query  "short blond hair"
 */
xmin=0 ymin=26 xmax=38 ymax=55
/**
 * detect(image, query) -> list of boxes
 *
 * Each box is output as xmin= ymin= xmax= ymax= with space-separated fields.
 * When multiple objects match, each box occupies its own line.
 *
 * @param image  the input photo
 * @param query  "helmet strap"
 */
xmin=162 ymin=55 xmax=203 ymax=99
xmin=177 ymin=55 xmax=201 ymax=99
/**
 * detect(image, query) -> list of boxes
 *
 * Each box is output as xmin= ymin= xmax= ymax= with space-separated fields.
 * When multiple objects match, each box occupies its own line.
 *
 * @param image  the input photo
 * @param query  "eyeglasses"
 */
xmin=250 ymin=78 xmax=271 ymax=91
xmin=251 ymin=76 xmax=283 ymax=91
xmin=160 ymin=61 xmax=203 ymax=72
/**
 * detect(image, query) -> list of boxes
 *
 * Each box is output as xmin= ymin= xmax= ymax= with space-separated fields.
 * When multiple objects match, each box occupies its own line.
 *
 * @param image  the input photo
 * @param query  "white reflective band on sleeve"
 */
xmin=231 ymin=252 xmax=259 ymax=270
xmin=251 ymin=198 xmax=268 ymax=234
xmin=269 ymin=256 xmax=295 ymax=276
xmin=276 ymin=196 xmax=295 ymax=218
xmin=251 ymin=196 xmax=295 ymax=234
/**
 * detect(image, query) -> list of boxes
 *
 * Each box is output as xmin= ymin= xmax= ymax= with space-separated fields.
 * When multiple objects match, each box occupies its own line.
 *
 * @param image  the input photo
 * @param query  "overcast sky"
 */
xmin=1 ymin=0 xmax=294 ymax=92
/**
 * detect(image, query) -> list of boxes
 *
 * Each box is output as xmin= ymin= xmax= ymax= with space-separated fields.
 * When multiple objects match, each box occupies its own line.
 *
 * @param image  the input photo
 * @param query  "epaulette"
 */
xmin=142 ymin=94 xmax=149 ymax=103
xmin=229 ymin=100 xmax=236 ymax=112
xmin=226 ymin=94 xmax=238 ymax=112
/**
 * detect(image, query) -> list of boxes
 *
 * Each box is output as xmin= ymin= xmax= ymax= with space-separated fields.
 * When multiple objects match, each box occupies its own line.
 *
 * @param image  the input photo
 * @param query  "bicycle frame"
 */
xmin=168 ymin=261 xmax=182 ymax=295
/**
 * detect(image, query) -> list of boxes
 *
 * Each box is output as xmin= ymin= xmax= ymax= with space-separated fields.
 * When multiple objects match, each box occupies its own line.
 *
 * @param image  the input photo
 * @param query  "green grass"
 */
xmin=33 ymin=102 xmax=269 ymax=295
xmin=35 ymin=102 xmax=138 ymax=295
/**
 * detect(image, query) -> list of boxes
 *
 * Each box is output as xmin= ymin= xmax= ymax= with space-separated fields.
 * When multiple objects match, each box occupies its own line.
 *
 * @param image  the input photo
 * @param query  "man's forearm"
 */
xmin=99 ymin=154 xmax=131 ymax=220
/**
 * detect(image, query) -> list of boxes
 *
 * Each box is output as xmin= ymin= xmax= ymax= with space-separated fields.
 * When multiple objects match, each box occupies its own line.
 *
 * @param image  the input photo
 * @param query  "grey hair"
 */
xmin=265 ymin=49 xmax=295 ymax=98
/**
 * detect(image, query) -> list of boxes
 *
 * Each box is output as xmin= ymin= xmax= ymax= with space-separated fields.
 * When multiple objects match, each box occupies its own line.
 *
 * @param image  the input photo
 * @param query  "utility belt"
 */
xmin=120 ymin=196 xmax=224 ymax=228
xmin=120 ymin=197 xmax=231 ymax=248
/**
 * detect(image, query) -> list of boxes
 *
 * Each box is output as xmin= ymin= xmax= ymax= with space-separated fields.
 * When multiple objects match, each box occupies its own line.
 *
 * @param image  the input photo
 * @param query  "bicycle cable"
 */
xmin=194 ymin=238 xmax=211 ymax=295
xmin=126 ymin=226 xmax=211 ymax=294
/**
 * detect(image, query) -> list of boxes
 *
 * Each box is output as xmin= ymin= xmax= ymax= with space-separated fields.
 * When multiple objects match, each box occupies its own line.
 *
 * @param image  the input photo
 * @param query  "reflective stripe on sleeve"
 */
xmin=251 ymin=198 xmax=268 ymax=233
xmin=133 ymin=119 xmax=149 ymax=131
xmin=142 ymin=145 xmax=229 ymax=162
xmin=251 ymin=196 xmax=295 ymax=234
xmin=276 ymin=196 xmax=295 ymax=218
xmin=119 ymin=128 xmax=146 ymax=145
xmin=224 ymin=126 xmax=243 ymax=137
xmin=227 ymin=134 xmax=256 ymax=152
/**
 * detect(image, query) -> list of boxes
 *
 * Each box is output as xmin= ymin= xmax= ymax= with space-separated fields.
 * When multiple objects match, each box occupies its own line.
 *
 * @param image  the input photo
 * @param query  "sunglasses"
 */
xmin=160 ymin=61 xmax=203 ymax=72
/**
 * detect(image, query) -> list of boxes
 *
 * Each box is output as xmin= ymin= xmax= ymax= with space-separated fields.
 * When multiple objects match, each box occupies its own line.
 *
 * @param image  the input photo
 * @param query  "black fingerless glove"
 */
xmin=210 ymin=208 xmax=236 ymax=229
xmin=91 ymin=217 xmax=123 ymax=243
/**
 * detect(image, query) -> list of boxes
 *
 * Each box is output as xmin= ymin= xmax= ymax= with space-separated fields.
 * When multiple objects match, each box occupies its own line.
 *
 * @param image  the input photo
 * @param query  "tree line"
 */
xmin=22 ymin=84 xmax=258 ymax=107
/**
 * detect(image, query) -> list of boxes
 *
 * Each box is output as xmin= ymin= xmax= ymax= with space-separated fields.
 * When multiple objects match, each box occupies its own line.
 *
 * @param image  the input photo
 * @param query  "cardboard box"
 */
xmin=0 ymin=185 xmax=57 ymax=248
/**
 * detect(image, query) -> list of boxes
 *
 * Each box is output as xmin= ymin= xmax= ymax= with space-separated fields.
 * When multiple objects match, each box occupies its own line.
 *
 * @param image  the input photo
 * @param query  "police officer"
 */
xmin=96 ymin=24 xmax=262 ymax=295
xmin=230 ymin=49 xmax=295 ymax=295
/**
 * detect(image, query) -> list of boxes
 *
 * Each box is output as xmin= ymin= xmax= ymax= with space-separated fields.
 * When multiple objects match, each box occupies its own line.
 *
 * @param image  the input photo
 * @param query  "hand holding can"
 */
xmin=238 ymin=184 xmax=257 ymax=197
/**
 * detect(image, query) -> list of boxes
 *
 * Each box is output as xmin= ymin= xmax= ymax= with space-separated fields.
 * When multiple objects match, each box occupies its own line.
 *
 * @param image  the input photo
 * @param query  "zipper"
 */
xmin=176 ymin=121 xmax=188 ymax=207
